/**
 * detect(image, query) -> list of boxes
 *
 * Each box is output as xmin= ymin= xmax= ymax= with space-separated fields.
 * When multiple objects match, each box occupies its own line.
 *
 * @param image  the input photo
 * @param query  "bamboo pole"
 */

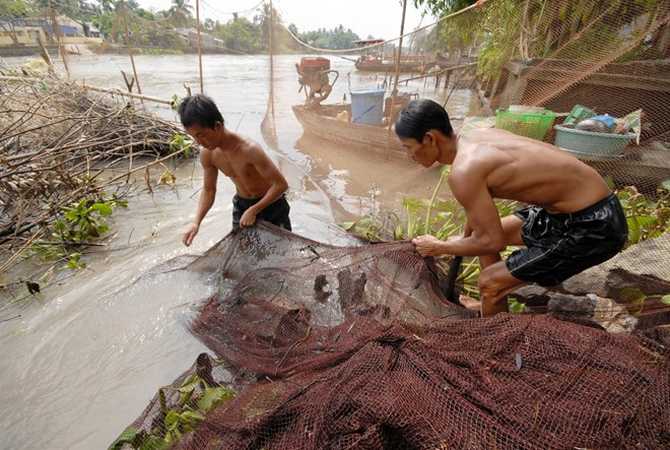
xmin=268 ymin=0 xmax=275 ymax=118
xmin=386 ymin=0 xmax=409 ymax=158
xmin=0 ymin=76 xmax=173 ymax=105
xmin=48 ymin=0 xmax=70 ymax=78
xmin=82 ymin=84 xmax=173 ymax=105
xmin=398 ymin=62 xmax=478 ymax=84
xmin=391 ymin=0 xmax=408 ymax=97
xmin=269 ymin=0 xmax=274 ymax=65
xmin=122 ymin=2 xmax=143 ymax=102
xmin=196 ymin=0 xmax=204 ymax=94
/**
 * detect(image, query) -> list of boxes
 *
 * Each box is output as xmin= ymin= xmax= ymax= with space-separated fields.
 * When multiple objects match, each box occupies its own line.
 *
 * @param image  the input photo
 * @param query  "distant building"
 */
xmin=83 ymin=23 xmax=101 ymax=38
xmin=175 ymin=27 xmax=226 ymax=50
xmin=0 ymin=15 xmax=101 ymax=48
xmin=0 ymin=20 xmax=47 ymax=46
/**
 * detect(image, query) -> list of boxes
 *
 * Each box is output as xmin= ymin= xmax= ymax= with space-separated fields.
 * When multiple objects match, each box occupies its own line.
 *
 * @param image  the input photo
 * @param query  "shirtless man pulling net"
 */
xmin=395 ymin=99 xmax=628 ymax=317
xmin=178 ymin=95 xmax=291 ymax=246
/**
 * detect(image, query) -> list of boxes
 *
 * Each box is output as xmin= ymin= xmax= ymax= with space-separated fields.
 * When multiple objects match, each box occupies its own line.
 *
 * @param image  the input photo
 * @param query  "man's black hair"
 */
xmin=177 ymin=94 xmax=225 ymax=129
xmin=394 ymin=99 xmax=453 ymax=141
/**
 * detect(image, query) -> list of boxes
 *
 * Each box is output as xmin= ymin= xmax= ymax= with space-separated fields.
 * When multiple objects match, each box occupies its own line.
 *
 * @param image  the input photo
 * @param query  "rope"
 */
xmin=275 ymin=0 xmax=484 ymax=54
xmin=200 ymin=0 xmax=265 ymax=17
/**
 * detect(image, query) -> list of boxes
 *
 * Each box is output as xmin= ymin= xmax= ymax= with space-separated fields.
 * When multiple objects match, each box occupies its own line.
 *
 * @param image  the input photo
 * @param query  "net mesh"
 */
xmin=99 ymin=0 xmax=670 ymax=448
xmin=117 ymin=224 xmax=670 ymax=450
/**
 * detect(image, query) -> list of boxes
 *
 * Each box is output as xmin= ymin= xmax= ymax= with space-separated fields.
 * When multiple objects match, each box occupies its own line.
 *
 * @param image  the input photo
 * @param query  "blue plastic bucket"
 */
xmin=350 ymin=89 xmax=385 ymax=125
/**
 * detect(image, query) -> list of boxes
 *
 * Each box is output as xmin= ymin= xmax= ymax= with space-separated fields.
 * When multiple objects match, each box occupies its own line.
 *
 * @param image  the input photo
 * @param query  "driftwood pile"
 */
xmin=0 ymin=71 xmax=189 ymax=272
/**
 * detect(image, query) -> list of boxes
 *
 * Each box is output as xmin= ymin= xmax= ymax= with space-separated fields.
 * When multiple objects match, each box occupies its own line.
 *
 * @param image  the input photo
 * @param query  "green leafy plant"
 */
xmin=616 ymin=186 xmax=670 ymax=246
xmin=342 ymin=166 xmax=518 ymax=299
xmin=31 ymin=195 xmax=128 ymax=269
xmin=169 ymin=132 xmax=193 ymax=158
xmin=110 ymin=372 xmax=235 ymax=450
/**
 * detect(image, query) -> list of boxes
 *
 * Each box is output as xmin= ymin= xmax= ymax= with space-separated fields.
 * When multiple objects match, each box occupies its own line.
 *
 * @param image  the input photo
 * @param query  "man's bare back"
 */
xmin=455 ymin=128 xmax=609 ymax=213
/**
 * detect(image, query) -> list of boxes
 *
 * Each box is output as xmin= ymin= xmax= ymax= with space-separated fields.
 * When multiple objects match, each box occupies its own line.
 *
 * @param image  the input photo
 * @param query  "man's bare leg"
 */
xmin=460 ymin=215 xmax=524 ymax=313
xmin=479 ymin=261 xmax=525 ymax=316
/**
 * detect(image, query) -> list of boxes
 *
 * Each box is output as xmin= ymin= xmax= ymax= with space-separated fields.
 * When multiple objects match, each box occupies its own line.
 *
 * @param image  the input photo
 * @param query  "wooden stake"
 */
xmin=48 ymin=0 xmax=70 ymax=78
xmin=196 ymin=0 xmax=204 ymax=94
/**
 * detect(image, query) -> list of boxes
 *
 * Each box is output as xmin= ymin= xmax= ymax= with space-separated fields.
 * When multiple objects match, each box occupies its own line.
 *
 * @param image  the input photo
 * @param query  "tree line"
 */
xmin=0 ymin=0 xmax=367 ymax=53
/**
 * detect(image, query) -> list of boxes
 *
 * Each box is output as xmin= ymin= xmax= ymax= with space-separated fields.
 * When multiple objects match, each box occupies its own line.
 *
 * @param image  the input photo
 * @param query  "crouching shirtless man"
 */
xmin=395 ymin=99 xmax=628 ymax=316
xmin=178 ymin=94 xmax=291 ymax=246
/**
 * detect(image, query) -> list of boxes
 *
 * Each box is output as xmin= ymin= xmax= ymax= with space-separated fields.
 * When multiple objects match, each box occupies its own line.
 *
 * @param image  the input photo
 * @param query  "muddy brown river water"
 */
xmin=0 ymin=53 xmax=472 ymax=449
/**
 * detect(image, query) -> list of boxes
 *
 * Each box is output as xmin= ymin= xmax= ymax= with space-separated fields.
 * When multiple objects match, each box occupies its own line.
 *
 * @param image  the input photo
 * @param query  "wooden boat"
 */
xmin=292 ymin=104 xmax=408 ymax=160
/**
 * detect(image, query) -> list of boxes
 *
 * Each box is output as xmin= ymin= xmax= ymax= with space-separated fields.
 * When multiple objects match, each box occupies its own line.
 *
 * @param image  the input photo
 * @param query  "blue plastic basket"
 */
xmin=554 ymin=125 xmax=636 ymax=160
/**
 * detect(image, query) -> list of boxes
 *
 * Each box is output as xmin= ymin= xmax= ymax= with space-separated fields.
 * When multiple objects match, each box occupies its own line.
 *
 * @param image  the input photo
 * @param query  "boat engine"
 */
xmin=296 ymin=57 xmax=339 ymax=107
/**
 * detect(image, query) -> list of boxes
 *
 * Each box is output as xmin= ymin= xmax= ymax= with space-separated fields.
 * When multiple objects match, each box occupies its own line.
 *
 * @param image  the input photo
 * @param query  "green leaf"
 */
xmin=636 ymin=215 xmax=656 ymax=228
xmin=627 ymin=217 xmax=641 ymax=244
xmin=54 ymin=220 xmax=66 ymax=233
xmin=197 ymin=387 xmax=235 ymax=412
xmin=97 ymin=224 xmax=110 ymax=235
xmin=393 ymin=224 xmax=405 ymax=240
xmin=662 ymin=179 xmax=670 ymax=192
xmin=92 ymin=202 xmax=113 ymax=216
xmin=402 ymin=197 xmax=427 ymax=213
xmin=66 ymin=253 xmax=85 ymax=270
xmin=138 ymin=435 xmax=170 ymax=450
xmin=164 ymin=410 xmax=181 ymax=431
xmin=64 ymin=209 xmax=79 ymax=222
xmin=508 ymin=298 xmax=526 ymax=314
xmin=661 ymin=295 xmax=670 ymax=305
xmin=180 ymin=410 xmax=205 ymax=423
xmin=108 ymin=426 xmax=140 ymax=450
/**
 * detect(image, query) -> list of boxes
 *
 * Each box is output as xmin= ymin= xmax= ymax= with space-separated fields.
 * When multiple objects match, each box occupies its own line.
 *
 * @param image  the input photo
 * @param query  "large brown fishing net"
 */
xmin=106 ymin=1 xmax=670 ymax=448
xmin=116 ymin=224 xmax=670 ymax=450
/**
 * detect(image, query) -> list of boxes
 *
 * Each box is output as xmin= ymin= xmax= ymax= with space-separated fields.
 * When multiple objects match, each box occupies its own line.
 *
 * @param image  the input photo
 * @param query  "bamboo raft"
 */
xmin=292 ymin=104 xmax=409 ymax=160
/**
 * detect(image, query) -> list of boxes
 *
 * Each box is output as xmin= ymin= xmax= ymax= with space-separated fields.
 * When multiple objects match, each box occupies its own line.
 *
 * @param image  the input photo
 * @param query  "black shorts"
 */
xmin=506 ymin=193 xmax=628 ymax=287
xmin=232 ymin=194 xmax=292 ymax=231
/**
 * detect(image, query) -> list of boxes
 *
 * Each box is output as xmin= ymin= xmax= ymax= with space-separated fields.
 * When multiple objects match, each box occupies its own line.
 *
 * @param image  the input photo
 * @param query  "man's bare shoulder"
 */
xmin=231 ymin=136 xmax=264 ymax=159
xmin=200 ymin=147 xmax=214 ymax=166
xmin=453 ymin=140 xmax=501 ymax=174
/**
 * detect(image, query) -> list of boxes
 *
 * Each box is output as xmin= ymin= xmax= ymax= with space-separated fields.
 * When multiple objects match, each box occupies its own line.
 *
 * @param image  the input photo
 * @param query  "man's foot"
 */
xmin=459 ymin=295 xmax=481 ymax=311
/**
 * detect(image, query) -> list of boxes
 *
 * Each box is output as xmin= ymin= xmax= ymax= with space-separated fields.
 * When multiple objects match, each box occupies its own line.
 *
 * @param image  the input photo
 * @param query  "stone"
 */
xmin=512 ymin=286 xmax=638 ymax=333
xmin=560 ymin=233 xmax=670 ymax=298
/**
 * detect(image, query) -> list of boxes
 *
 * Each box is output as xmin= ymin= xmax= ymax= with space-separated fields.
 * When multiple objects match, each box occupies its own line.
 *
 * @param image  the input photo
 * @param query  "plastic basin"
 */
xmin=554 ymin=125 xmax=635 ymax=160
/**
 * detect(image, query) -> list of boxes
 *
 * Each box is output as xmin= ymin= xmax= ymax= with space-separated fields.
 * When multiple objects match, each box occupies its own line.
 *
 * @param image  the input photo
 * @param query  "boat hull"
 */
xmin=292 ymin=104 xmax=408 ymax=160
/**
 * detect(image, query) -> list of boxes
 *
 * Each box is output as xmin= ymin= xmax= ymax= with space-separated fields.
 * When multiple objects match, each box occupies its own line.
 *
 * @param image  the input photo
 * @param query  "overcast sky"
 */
xmin=135 ymin=0 xmax=430 ymax=40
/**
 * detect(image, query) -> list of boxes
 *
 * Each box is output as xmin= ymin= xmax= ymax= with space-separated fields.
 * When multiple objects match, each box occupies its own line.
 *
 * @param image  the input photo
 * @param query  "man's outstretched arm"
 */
xmin=413 ymin=169 xmax=505 ymax=257
xmin=183 ymin=151 xmax=218 ymax=246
